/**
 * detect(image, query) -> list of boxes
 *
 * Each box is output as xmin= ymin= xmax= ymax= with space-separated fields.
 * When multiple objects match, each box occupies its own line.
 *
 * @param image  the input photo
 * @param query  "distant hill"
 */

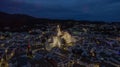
xmin=0 ymin=12 xmax=35 ymax=27
xmin=0 ymin=12 xmax=76 ymax=31
xmin=0 ymin=11 xmax=120 ymax=28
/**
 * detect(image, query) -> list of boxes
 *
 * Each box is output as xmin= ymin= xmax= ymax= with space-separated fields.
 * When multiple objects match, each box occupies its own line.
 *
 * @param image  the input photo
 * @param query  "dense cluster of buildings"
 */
xmin=0 ymin=23 xmax=120 ymax=67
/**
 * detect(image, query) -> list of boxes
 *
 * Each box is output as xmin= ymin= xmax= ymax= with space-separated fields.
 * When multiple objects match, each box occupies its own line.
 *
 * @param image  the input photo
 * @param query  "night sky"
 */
xmin=0 ymin=0 xmax=120 ymax=22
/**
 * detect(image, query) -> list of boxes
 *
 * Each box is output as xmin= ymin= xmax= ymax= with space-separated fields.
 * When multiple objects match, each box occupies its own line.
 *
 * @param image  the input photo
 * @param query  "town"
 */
xmin=0 ymin=23 xmax=120 ymax=67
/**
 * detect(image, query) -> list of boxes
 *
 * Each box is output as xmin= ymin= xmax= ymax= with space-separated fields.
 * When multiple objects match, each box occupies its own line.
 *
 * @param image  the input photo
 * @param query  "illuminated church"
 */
xmin=47 ymin=25 xmax=76 ymax=50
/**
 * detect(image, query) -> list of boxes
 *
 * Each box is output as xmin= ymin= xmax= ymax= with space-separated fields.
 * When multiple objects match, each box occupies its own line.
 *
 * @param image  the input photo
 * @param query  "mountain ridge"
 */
xmin=0 ymin=11 xmax=120 ymax=28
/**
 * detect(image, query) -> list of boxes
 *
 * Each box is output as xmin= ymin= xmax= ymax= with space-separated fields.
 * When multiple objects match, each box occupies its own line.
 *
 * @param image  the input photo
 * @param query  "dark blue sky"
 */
xmin=0 ymin=0 xmax=120 ymax=22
